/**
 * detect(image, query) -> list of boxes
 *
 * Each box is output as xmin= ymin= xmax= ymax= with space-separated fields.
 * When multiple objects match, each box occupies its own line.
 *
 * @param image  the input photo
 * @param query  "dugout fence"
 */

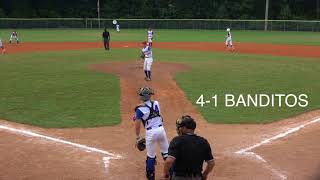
xmin=0 ymin=18 xmax=319 ymax=32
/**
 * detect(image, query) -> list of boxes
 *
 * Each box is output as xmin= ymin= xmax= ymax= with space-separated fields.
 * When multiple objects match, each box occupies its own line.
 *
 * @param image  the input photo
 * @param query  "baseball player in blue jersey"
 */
xmin=141 ymin=41 xmax=153 ymax=81
xmin=134 ymin=87 xmax=170 ymax=180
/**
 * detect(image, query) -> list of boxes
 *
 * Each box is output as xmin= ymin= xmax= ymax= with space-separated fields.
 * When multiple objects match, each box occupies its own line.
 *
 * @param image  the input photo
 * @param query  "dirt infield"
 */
xmin=1 ymin=42 xmax=320 ymax=180
xmin=4 ymin=41 xmax=320 ymax=58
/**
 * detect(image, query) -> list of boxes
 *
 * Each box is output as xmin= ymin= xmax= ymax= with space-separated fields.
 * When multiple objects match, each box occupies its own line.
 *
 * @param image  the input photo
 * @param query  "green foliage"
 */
xmin=0 ymin=0 xmax=318 ymax=19
xmin=279 ymin=4 xmax=292 ymax=20
xmin=0 ymin=8 xmax=6 ymax=17
xmin=216 ymin=3 xmax=227 ymax=19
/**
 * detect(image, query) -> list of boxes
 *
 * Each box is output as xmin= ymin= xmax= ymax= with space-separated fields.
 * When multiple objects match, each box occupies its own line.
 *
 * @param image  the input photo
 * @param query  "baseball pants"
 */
xmin=145 ymin=126 xmax=169 ymax=158
xmin=144 ymin=57 xmax=153 ymax=71
xmin=10 ymin=35 xmax=18 ymax=42
xmin=225 ymin=37 xmax=232 ymax=46
xmin=104 ymin=40 xmax=110 ymax=50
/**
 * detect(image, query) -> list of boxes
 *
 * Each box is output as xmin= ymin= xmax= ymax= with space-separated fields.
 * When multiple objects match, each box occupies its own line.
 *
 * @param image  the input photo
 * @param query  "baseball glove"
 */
xmin=140 ymin=52 xmax=145 ymax=59
xmin=136 ymin=137 xmax=146 ymax=151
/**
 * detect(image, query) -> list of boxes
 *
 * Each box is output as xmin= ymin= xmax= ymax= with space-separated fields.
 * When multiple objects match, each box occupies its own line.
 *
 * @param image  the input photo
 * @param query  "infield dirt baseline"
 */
xmin=1 ymin=116 xmax=319 ymax=179
xmin=0 ymin=124 xmax=123 ymax=174
xmin=234 ymin=117 xmax=320 ymax=180
xmin=5 ymin=41 xmax=320 ymax=59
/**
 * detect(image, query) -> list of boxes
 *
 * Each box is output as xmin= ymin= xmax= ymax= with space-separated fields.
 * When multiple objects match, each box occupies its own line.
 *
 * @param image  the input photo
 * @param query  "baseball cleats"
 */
xmin=144 ymin=77 xmax=151 ymax=81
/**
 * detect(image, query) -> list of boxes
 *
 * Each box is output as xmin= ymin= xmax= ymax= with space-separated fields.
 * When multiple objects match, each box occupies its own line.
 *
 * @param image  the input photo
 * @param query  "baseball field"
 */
xmin=0 ymin=29 xmax=320 ymax=180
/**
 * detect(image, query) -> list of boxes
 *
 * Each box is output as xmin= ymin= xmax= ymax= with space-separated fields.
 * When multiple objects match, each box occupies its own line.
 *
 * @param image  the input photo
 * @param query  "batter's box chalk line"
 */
xmin=0 ymin=125 xmax=123 ymax=160
xmin=234 ymin=117 xmax=320 ymax=180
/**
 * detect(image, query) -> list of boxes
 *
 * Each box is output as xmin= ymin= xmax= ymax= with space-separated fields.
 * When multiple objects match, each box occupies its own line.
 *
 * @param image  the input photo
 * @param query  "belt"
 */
xmin=146 ymin=124 xmax=162 ymax=130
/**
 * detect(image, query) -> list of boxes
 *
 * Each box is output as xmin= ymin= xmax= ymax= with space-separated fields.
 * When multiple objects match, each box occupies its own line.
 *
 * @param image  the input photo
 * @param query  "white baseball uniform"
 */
xmin=116 ymin=24 xmax=120 ymax=32
xmin=135 ymin=100 xmax=169 ymax=158
xmin=226 ymin=31 xmax=232 ymax=46
xmin=142 ymin=45 xmax=153 ymax=71
xmin=0 ymin=39 xmax=5 ymax=54
xmin=10 ymin=31 xmax=19 ymax=43
xmin=147 ymin=30 xmax=153 ymax=43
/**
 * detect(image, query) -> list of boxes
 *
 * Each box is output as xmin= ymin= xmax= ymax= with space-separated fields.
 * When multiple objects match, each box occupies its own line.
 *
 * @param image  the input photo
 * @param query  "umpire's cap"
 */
xmin=176 ymin=115 xmax=196 ymax=130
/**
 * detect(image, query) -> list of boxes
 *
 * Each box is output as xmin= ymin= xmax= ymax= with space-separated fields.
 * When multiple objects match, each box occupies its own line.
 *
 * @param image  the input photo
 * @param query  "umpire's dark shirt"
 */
xmin=168 ymin=133 xmax=214 ymax=176
xmin=102 ymin=31 xmax=110 ymax=40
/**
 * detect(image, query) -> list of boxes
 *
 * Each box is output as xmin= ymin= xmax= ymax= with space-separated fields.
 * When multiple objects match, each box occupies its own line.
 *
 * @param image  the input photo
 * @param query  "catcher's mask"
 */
xmin=138 ymin=87 xmax=154 ymax=101
xmin=176 ymin=115 xmax=196 ymax=135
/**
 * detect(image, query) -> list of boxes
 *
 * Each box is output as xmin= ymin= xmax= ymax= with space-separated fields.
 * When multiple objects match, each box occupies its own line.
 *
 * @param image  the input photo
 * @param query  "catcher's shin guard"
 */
xmin=144 ymin=70 xmax=148 ymax=78
xmin=161 ymin=152 xmax=168 ymax=160
xmin=148 ymin=71 xmax=151 ymax=79
xmin=146 ymin=156 xmax=156 ymax=180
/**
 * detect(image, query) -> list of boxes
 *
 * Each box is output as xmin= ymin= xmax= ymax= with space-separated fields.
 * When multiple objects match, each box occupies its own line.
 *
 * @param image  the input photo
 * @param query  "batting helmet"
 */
xmin=226 ymin=28 xmax=230 ymax=32
xmin=138 ymin=87 xmax=154 ymax=101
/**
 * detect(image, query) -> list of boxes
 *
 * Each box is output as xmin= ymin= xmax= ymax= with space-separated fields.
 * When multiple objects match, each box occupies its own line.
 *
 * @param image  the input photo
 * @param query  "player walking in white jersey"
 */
xmin=116 ymin=24 xmax=120 ymax=32
xmin=225 ymin=28 xmax=235 ymax=51
xmin=134 ymin=87 xmax=170 ymax=180
xmin=141 ymin=41 xmax=153 ymax=81
xmin=9 ymin=31 xmax=19 ymax=44
xmin=147 ymin=28 xmax=154 ymax=47
xmin=0 ymin=38 xmax=6 ymax=54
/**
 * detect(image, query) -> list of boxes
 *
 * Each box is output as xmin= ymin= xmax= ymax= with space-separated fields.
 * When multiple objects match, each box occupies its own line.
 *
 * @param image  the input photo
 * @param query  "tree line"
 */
xmin=0 ymin=0 xmax=319 ymax=20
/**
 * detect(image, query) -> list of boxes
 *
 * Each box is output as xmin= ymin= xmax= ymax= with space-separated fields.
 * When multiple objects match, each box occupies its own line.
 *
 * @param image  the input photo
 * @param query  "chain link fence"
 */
xmin=0 ymin=18 xmax=319 ymax=32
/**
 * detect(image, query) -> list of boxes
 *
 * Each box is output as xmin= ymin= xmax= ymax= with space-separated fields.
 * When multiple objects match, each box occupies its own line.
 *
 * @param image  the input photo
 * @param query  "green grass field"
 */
xmin=1 ymin=29 xmax=320 ymax=45
xmin=0 ymin=50 xmax=132 ymax=128
xmin=0 ymin=29 xmax=319 ymax=127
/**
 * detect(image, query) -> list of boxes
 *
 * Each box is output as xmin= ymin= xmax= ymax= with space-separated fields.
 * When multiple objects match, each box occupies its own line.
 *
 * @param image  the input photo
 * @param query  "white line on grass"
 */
xmin=0 ymin=125 xmax=122 ymax=159
xmin=235 ymin=117 xmax=320 ymax=180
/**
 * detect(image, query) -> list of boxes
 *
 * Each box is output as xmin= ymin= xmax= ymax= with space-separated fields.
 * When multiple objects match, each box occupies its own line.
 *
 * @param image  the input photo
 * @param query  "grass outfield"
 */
xmin=0 ymin=47 xmax=319 ymax=127
xmin=0 ymin=29 xmax=320 ymax=45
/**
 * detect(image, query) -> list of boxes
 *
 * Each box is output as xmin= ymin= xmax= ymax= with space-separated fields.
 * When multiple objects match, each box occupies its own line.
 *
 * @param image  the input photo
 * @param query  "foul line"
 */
xmin=235 ymin=117 xmax=320 ymax=180
xmin=236 ymin=117 xmax=320 ymax=154
xmin=0 ymin=125 xmax=122 ymax=159
xmin=103 ymin=156 xmax=111 ymax=173
xmin=239 ymin=151 xmax=287 ymax=180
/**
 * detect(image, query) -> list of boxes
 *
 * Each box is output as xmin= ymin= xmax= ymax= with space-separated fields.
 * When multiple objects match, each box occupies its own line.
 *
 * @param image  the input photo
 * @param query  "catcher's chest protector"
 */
xmin=135 ymin=101 xmax=161 ymax=127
